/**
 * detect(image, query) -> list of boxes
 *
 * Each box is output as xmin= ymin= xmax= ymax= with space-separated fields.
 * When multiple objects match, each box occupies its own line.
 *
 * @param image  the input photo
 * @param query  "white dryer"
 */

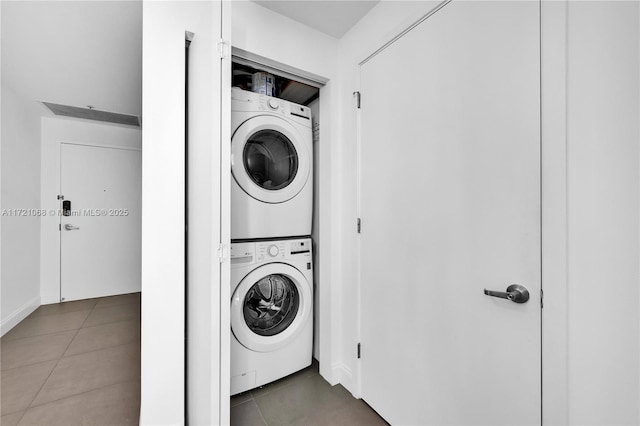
xmin=231 ymin=88 xmax=313 ymax=240
xmin=230 ymin=237 xmax=313 ymax=395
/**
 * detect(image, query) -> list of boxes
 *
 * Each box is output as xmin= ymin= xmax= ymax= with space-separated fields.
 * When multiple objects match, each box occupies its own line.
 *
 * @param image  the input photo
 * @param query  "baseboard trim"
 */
xmin=330 ymin=362 xmax=356 ymax=393
xmin=1 ymin=296 xmax=40 ymax=336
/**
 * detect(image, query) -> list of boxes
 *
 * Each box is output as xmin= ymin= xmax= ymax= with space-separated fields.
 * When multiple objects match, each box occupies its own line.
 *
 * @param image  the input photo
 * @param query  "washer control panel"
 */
xmin=231 ymin=238 xmax=313 ymax=268
xmin=257 ymin=241 xmax=286 ymax=261
xmin=289 ymin=239 xmax=311 ymax=255
xmin=230 ymin=243 xmax=255 ymax=266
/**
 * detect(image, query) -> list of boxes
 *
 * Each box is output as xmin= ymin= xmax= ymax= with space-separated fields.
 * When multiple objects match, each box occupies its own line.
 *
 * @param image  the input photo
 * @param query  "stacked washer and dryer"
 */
xmin=230 ymin=87 xmax=314 ymax=395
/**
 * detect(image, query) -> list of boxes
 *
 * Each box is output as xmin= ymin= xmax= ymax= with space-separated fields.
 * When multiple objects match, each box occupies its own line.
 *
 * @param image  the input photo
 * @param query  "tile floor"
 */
xmin=3 ymin=292 xmax=386 ymax=426
xmin=230 ymin=361 xmax=388 ymax=426
xmin=1 ymin=293 xmax=141 ymax=425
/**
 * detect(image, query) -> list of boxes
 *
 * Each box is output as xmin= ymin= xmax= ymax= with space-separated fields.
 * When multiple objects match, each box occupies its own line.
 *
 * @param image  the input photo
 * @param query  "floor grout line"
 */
xmin=61 ymin=337 xmax=141 ymax=360
xmin=0 ymin=409 xmax=25 ymax=419
xmin=91 ymin=300 xmax=141 ymax=311
xmin=73 ymin=316 xmax=140 ymax=331
xmin=251 ymin=370 xmax=319 ymax=400
xmin=231 ymin=393 xmax=254 ymax=408
xmin=231 ymin=398 xmax=270 ymax=426
xmin=18 ymin=299 xmax=101 ymax=423
xmin=0 ymin=331 xmax=77 ymax=371
xmin=24 ymin=378 xmax=141 ymax=412
xmin=0 ymin=316 xmax=93 ymax=343
xmin=255 ymin=400 xmax=270 ymax=426
xmin=78 ymin=300 xmax=100 ymax=329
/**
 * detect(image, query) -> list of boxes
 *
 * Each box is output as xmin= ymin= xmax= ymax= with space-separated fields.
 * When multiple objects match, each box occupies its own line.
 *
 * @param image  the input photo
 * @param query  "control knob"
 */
xmin=267 ymin=245 xmax=279 ymax=257
xmin=267 ymin=98 xmax=279 ymax=110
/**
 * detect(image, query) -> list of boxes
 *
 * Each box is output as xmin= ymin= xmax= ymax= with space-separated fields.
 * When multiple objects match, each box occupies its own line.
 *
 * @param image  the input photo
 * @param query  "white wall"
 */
xmin=565 ymin=2 xmax=639 ymax=424
xmin=232 ymin=0 xmax=341 ymax=384
xmin=39 ymin=117 xmax=141 ymax=305
xmin=141 ymin=1 xmax=225 ymax=424
xmin=0 ymin=83 xmax=42 ymax=335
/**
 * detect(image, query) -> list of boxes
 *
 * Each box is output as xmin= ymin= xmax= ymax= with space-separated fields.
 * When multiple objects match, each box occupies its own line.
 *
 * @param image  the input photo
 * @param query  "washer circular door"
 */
xmin=231 ymin=263 xmax=311 ymax=352
xmin=231 ymin=115 xmax=311 ymax=204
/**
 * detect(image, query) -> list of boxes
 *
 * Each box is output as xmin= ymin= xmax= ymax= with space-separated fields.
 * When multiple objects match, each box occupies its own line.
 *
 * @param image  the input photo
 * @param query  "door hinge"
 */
xmin=59 ymin=224 xmax=61 ymax=231
xmin=357 ymin=218 xmax=361 ymax=234
xmin=57 ymin=195 xmax=64 ymax=200
xmin=357 ymin=343 xmax=361 ymax=359
xmin=353 ymin=91 xmax=361 ymax=109
xmin=216 ymin=243 xmax=228 ymax=263
xmin=540 ymin=289 xmax=544 ymax=309
xmin=217 ymin=39 xmax=229 ymax=59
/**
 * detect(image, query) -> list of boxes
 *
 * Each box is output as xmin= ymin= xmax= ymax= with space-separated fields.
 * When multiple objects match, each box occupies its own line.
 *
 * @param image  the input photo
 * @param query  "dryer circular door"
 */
xmin=231 ymin=115 xmax=311 ymax=204
xmin=231 ymin=263 xmax=312 ymax=352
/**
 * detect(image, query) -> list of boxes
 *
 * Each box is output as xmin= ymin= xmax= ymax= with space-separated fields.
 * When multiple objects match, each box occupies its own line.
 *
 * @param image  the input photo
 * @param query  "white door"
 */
xmin=359 ymin=1 xmax=540 ymax=425
xmin=60 ymin=143 xmax=142 ymax=302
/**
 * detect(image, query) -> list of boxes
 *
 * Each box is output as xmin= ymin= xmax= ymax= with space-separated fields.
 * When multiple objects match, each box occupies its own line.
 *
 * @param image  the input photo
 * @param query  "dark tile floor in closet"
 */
xmin=231 ymin=361 xmax=388 ymax=426
xmin=0 ymin=293 xmax=141 ymax=425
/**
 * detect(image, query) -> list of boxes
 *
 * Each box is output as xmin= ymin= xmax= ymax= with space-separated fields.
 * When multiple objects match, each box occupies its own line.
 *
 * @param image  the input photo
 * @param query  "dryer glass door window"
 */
xmin=243 ymin=274 xmax=300 ymax=336
xmin=244 ymin=130 xmax=298 ymax=191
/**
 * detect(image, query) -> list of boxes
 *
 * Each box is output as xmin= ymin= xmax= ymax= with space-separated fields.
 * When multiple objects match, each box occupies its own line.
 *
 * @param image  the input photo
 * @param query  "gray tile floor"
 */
xmin=1 ymin=293 xmax=141 ymax=425
xmin=231 ymin=361 xmax=388 ymax=426
xmin=3 ymin=293 xmax=385 ymax=426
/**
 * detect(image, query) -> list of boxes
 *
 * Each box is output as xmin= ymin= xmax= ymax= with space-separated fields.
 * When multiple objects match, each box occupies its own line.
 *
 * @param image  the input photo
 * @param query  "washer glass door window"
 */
xmin=232 ymin=116 xmax=311 ymax=204
xmin=243 ymin=273 xmax=299 ymax=336
xmin=244 ymin=130 xmax=298 ymax=191
xmin=231 ymin=263 xmax=312 ymax=352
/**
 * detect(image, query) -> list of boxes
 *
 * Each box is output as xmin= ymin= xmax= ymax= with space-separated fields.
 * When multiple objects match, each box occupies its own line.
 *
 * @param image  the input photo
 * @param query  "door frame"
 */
xmin=228 ymin=46 xmax=340 ymax=388
xmin=40 ymin=117 xmax=142 ymax=305
xmin=352 ymin=1 xmax=570 ymax=424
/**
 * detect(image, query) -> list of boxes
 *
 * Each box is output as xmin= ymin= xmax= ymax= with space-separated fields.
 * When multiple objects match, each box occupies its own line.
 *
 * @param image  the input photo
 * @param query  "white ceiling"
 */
xmin=1 ymin=0 xmax=374 ymax=122
xmin=1 ymin=1 xmax=142 ymax=118
xmin=252 ymin=0 xmax=379 ymax=38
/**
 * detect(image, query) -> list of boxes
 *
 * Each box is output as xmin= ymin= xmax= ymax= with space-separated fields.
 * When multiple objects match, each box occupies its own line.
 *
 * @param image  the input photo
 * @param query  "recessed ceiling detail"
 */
xmin=41 ymin=102 xmax=140 ymax=127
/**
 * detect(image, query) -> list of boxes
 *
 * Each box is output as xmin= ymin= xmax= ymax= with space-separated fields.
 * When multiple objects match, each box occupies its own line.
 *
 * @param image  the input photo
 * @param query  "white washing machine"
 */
xmin=231 ymin=87 xmax=313 ymax=240
xmin=230 ymin=237 xmax=313 ymax=395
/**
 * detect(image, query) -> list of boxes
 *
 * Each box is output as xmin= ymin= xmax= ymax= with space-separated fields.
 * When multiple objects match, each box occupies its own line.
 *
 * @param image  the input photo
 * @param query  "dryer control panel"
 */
xmin=231 ymin=88 xmax=312 ymax=128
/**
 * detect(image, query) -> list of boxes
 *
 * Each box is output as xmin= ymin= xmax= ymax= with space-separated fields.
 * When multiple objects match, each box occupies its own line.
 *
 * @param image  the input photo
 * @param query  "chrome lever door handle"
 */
xmin=484 ymin=284 xmax=529 ymax=304
xmin=64 ymin=224 xmax=80 ymax=231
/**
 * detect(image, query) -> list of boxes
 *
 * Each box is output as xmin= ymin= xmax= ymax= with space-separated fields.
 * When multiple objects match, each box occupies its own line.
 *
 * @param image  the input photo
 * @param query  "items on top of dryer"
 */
xmin=232 ymin=61 xmax=319 ymax=105
xmin=252 ymin=72 xmax=276 ymax=97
